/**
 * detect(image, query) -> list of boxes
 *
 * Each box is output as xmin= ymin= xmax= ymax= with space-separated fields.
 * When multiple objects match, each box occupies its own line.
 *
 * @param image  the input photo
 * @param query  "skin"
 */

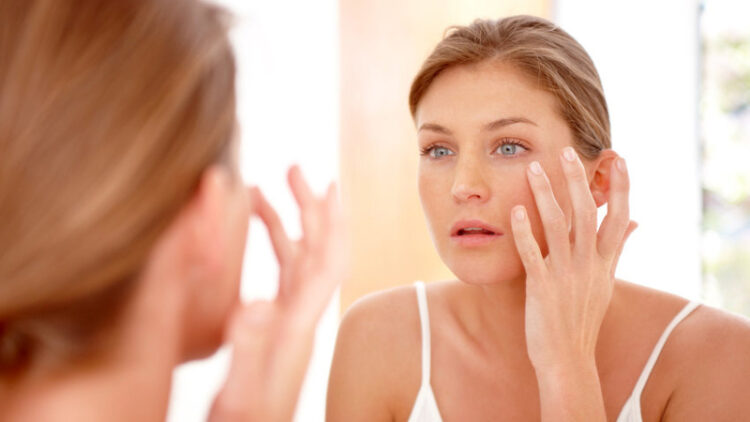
xmin=1 ymin=163 xmax=347 ymax=422
xmin=327 ymin=61 xmax=750 ymax=421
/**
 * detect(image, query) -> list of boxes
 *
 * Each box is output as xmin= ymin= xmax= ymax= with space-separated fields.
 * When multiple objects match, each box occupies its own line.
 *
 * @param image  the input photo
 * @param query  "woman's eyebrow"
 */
xmin=417 ymin=123 xmax=452 ymax=135
xmin=418 ymin=117 xmax=537 ymax=135
xmin=482 ymin=116 xmax=538 ymax=132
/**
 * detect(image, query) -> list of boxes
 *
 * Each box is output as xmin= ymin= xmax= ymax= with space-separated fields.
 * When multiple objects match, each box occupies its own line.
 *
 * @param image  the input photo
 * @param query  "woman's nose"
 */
xmin=451 ymin=158 xmax=490 ymax=203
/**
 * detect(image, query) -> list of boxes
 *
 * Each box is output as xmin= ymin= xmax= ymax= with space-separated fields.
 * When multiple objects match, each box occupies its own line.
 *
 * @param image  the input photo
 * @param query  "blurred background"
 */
xmin=168 ymin=0 xmax=750 ymax=420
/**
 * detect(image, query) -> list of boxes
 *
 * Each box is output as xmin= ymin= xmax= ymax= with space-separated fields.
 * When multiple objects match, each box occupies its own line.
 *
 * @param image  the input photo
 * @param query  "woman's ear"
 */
xmin=185 ymin=165 xmax=233 ymax=274
xmin=156 ymin=164 xmax=233 ymax=288
xmin=589 ymin=149 xmax=619 ymax=208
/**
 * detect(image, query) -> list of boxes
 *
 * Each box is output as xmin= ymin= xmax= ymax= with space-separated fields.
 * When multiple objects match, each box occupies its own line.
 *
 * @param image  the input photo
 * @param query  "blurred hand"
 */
xmin=209 ymin=166 xmax=347 ymax=422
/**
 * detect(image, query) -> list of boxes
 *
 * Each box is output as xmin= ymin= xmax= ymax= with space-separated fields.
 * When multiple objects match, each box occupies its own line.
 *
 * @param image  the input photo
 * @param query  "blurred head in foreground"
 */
xmin=0 ymin=0 xmax=249 ymax=377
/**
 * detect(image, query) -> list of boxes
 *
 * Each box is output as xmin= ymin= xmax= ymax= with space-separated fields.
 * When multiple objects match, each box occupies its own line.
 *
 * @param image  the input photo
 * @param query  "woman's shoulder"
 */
xmin=338 ymin=283 xmax=422 ymax=341
xmin=328 ymin=282 xmax=428 ymax=419
xmin=338 ymin=280 xmax=460 ymax=335
xmin=615 ymin=280 xmax=750 ymax=419
xmin=666 ymin=300 xmax=750 ymax=418
xmin=614 ymin=278 xmax=750 ymax=344
xmin=612 ymin=279 xmax=690 ymax=311
xmin=665 ymin=293 xmax=750 ymax=369
xmin=614 ymin=279 xmax=750 ymax=353
xmin=328 ymin=280 xmax=462 ymax=418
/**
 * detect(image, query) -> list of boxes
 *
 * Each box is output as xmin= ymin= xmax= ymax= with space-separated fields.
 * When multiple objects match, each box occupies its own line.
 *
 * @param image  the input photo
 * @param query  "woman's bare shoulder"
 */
xmin=616 ymin=279 xmax=750 ymax=352
xmin=669 ymin=300 xmax=750 ymax=368
xmin=678 ymin=301 xmax=750 ymax=343
xmin=664 ymin=302 xmax=750 ymax=420
xmin=337 ymin=283 xmax=423 ymax=348
xmin=615 ymin=280 xmax=750 ymax=420
xmin=336 ymin=280 xmax=460 ymax=344
xmin=613 ymin=279 xmax=690 ymax=309
xmin=327 ymin=284 xmax=423 ymax=420
xmin=614 ymin=279 xmax=750 ymax=352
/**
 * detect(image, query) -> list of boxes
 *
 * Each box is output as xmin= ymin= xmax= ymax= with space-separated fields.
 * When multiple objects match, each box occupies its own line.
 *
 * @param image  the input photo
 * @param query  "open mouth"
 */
xmin=450 ymin=219 xmax=503 ymax=247
xmin=451 ymin=220 xmax=502 ymax=236
xmin=456 ymin=227 xmax=496 ymax=236
xmin=450 ymin=220 xmax=502 ymax=246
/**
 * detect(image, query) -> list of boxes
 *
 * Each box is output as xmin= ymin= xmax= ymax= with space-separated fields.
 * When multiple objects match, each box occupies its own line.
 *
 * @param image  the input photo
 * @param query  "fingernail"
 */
xmin=513 ymin=206 xmax=526 ymax=221
xmin=616 ymin=157 xmax=627 ymax=173
xmin=529 ymin=161 xmax=542 ymax=175
xmin=562 ymin=147 xmax=576 ymax=162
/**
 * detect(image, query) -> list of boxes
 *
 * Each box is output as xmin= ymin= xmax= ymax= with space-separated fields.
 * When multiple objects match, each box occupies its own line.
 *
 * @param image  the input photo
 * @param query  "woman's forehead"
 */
xmin=415 ymin=63 xmax=566 ymax=138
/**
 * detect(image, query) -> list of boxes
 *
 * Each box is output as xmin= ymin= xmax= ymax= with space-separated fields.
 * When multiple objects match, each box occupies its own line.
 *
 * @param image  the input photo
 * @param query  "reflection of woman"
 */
xmin=0 ymin=1 xmax=344 ymax=421
xmin=328 ymin=15 xmax=750 ymax=421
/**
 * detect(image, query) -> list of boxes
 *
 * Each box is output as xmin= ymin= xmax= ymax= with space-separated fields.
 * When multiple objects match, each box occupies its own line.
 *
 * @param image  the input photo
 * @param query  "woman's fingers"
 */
xmin=597 ymin=157 xmax=630 ymax=260
xmin=559 ymin=147 xmax=598 ymax=257
xmin=526 ymin=161 xmax=571 ymax=264
xmin=212 ymin=177 xmax=346 ymax=422
xmin=297 ymin=182 xmax=347 ymax=320
xmin=268 ymin=174 xmax=345 ymax=317
xmin=610 ymin=220 xmax=638 ymax=278
xmin=510 ymin=205 xmax=546 ymax=281
xmin=288 ymin=165 xmax=323 ymax=249
xmin=252 ymin=187 xmax=293 ymax=266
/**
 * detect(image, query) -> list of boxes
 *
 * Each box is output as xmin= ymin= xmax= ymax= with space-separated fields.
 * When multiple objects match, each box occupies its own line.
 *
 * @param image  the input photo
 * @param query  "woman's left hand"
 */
xmin=209 ymin=166 xmax=348 ymax=422
xmin=510 ymin=147 xmax=637 ymax=375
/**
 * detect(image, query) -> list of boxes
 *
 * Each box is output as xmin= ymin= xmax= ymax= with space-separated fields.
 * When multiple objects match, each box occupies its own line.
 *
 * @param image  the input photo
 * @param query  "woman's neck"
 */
xmin=453 ymin=276 xmax=623 ymax=363
xmin=1 ymin=273 xmax=187 ymax=422
xmin=452 ymin=275 xmax=531 ymax=359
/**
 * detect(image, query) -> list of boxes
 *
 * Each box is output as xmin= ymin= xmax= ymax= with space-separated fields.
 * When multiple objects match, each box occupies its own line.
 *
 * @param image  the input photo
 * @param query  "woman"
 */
xmin=0 ymin=0 xmax=345 ymax=421
xmin=327 ymin=15 xmax=750 ymax=421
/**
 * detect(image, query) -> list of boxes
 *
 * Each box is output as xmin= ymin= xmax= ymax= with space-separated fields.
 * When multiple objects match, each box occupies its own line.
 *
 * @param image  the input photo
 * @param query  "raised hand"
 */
xmin=209 ymin=166 xmax=347 ymax=422
xmin=509 ymin=146 xmax=636 ymax=419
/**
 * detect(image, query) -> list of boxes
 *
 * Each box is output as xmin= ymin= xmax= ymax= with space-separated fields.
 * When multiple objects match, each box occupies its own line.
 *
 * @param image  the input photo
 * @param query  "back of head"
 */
xmin=0 ymin=0 xmax=235 ymax=372
xmin=409 ymin=15 xmax=610 ymax=159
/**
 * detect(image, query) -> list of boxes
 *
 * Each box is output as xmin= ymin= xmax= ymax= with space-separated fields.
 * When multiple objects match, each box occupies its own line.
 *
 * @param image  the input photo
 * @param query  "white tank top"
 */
xmin=407 ymin=281 xmax=701 ymax=422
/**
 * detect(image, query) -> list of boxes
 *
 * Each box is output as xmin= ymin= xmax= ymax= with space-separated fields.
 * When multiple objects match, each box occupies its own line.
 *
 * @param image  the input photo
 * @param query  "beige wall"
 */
xmin=339 ymin=0 xmax=551 ymax=312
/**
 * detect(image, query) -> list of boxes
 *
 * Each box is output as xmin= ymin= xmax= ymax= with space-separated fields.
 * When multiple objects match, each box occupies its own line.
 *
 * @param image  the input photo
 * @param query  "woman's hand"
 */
xmin=510 ymin=147 xmax=636 ymax=419
xmin=209 ymin=166 xmax=347 ymax=422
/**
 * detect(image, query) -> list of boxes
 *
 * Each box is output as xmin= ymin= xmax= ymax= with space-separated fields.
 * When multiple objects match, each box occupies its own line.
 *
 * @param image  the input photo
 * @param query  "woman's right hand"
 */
xmin=209 ymin=166 xmax=347 ymax=422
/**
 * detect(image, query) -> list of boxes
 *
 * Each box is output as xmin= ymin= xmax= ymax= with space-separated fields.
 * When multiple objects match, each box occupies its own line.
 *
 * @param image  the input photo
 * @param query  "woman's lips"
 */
xmin=450 ymin=219 xmax=503 ymax=246
xmin=451 ymin=231 xmax=502 ymax=246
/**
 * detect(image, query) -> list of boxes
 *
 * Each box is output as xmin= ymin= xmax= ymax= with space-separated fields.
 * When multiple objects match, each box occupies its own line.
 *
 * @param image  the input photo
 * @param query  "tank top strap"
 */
xmin=630 ymin=301 xmax=701 ymax=397
xmin=414 ymin=281 xmax=432 ymax=387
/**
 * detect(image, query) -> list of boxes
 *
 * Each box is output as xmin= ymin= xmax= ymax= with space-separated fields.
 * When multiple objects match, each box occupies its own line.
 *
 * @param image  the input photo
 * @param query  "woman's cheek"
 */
xmin=418 ymin=171 xmax=446 ymax=236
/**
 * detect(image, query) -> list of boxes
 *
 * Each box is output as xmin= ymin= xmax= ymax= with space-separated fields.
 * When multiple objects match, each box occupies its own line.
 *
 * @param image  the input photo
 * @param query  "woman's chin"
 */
xmin=443 ymin=257 xmax=525 ymax=286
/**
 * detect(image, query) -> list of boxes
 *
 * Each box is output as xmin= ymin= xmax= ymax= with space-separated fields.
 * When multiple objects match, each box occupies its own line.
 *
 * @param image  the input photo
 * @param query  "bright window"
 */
xmin=701 ymin=0 xmax=750 ymax=316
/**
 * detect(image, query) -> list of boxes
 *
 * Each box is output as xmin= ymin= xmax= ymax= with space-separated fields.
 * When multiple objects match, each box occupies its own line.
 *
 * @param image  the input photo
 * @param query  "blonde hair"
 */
xmin=409 ymin=15 xmax=610 ymax=159
xmin=0 ymin=0 xmax=236 ymax=371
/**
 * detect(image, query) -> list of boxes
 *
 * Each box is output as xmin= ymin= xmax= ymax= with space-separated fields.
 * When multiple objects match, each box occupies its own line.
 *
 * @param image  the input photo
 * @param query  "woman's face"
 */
xmin=416 ymin=61 xmax=585 ymax=285
xmin=183 ymin=159 xmax=251 ymax=361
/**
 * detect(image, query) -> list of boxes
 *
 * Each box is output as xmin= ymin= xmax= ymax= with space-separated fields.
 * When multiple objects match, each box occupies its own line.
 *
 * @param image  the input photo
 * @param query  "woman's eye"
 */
xmin=429 ymin=146 xmax=454 ymax=158
xmin=495 ymin=142 xmax=527 ymax=156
